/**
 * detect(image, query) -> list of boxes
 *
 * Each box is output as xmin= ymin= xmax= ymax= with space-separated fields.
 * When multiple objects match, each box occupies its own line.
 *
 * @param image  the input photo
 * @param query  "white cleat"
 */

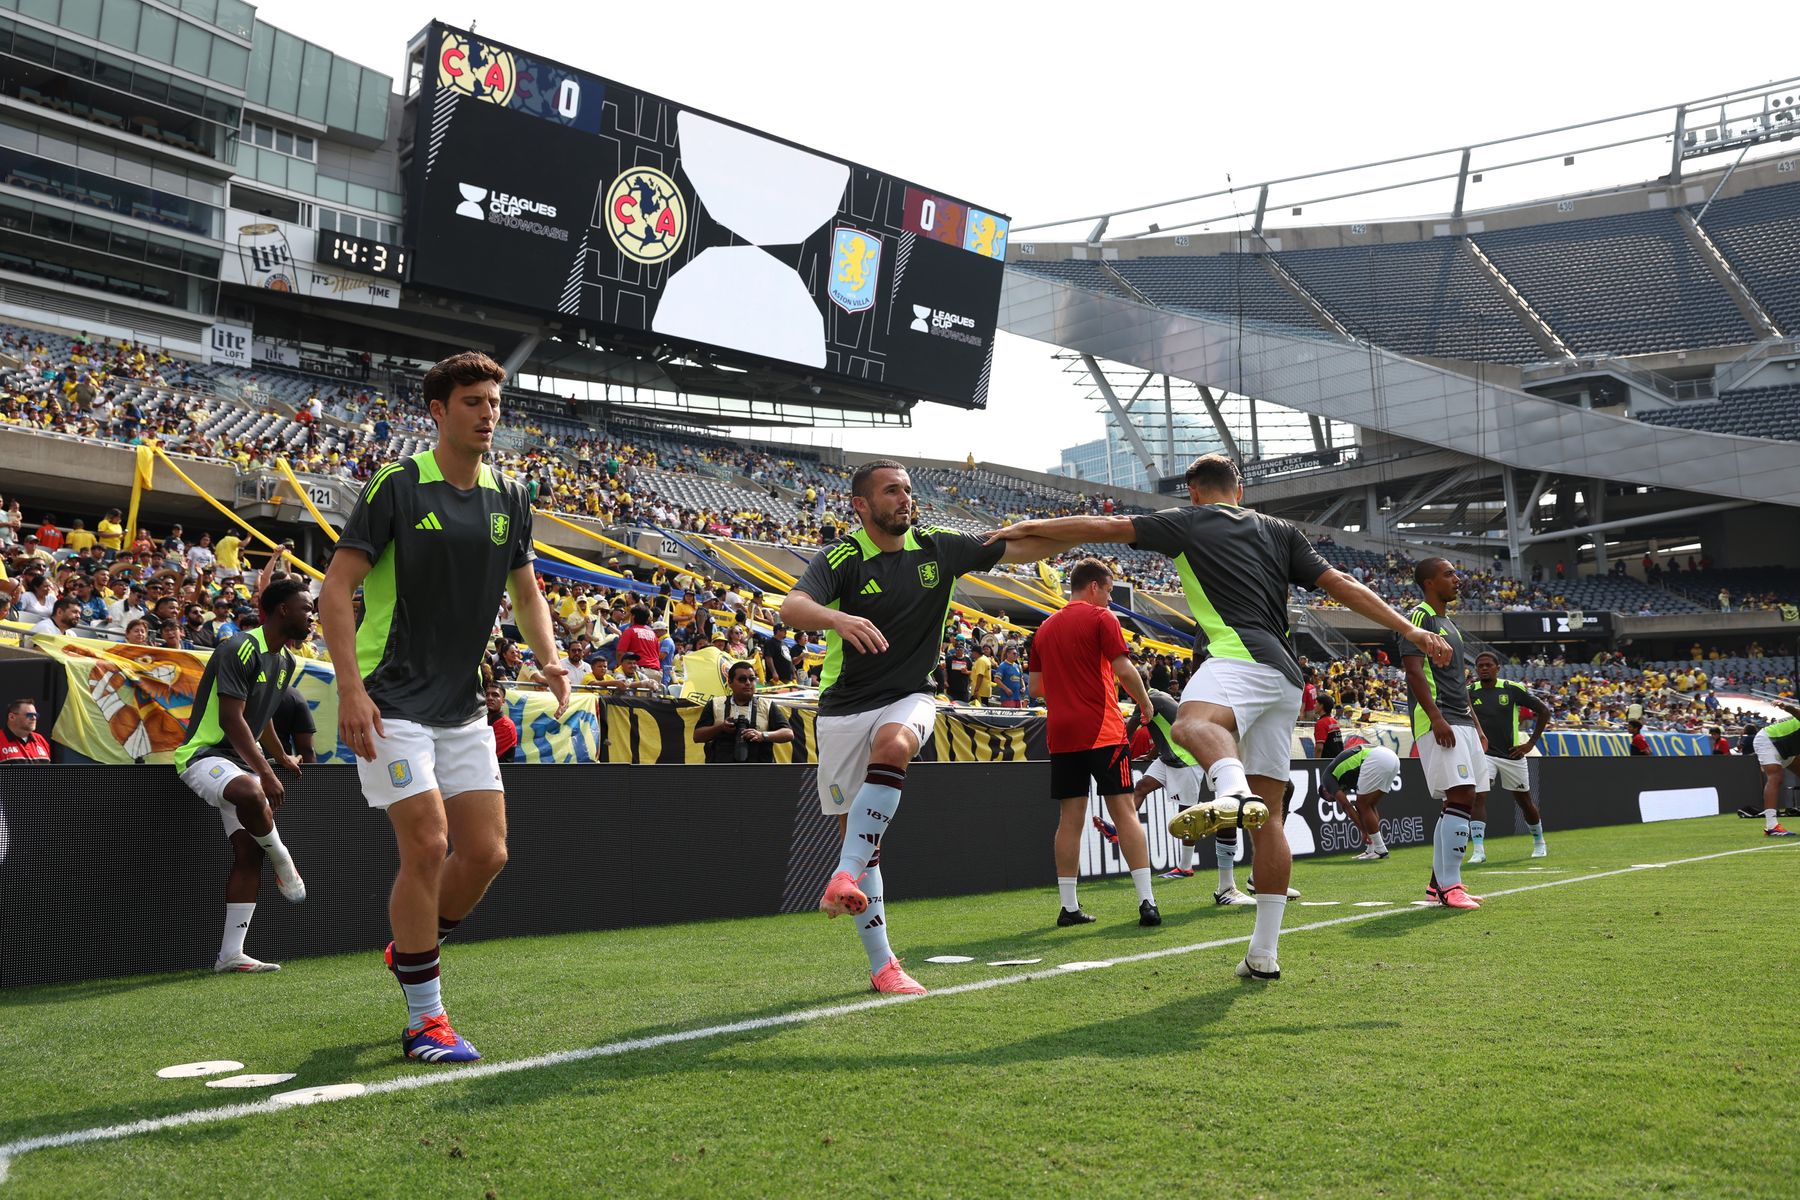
xmin=214 ymin=953 xmax=280 ymax=973
xmin=1235 ymin=954 xmax=1280 ymax=981
xmin=1530 ymin=842 xmax=1548 ymax=858
xmin=1352 ymin=846 xmax=1388 ymax=861
xmin=1467 ymin=846 xmax=1486 ymax=865
xmin=1214 ymin=886 xmax=1256 ymax=906
xmin=273 ymin=859 xmax=306 ymax=903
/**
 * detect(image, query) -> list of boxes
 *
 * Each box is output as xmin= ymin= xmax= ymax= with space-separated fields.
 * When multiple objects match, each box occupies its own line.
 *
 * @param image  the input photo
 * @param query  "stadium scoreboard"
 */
xmin=405 ymin=23 xmax=1009 ymax=409
xmin=321 ymin=232 xmax=408 ymax=281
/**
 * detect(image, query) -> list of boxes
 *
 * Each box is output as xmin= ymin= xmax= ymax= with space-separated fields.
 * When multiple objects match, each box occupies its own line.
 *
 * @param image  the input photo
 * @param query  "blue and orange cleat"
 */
xmin=402 ymin=1013 xmax=481 ymax=1063
xmin=1091 ymin=815 xmax=1119 ymax=845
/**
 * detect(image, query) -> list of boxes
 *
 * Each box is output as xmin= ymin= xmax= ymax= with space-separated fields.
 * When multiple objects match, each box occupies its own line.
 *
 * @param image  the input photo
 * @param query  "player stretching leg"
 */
xmin=1469 ymin=651 xmax=1551 ymax=860
xmin=1751 ymin=707 xmax=1800 ymax=837
xmin=1137 ymin=691 xmax=1248 ymax=900
xmin=989 ymin=454 xmax=1449 ymax=979
xmin=1032 ymin=559 xmax=1161 ymax=927
xmin=1322 ymin=737 xmax=1402 ymax=861
xmin=1403 ymin=559 xmax=1485 ymax=909
xmin=174 ymin=578 xmax=314 ymax=972
xmin=782 ymin=461 xmax=1066 ymax=994
xmin=321 ymin=352 xmax=570 ymax=1063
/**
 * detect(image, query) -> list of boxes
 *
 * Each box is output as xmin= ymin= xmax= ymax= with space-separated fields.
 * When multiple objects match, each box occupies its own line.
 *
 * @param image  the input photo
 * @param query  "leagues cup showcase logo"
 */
xmin=456 ymin=184 xmax=488 ymax=219
xmin=828 ymin=227 xmax=882 ymax=313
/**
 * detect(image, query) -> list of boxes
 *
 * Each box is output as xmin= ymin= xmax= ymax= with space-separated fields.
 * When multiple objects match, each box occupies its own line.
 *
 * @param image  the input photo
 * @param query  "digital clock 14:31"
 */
xmin=324 ymin=233 xmax=407 ymax=279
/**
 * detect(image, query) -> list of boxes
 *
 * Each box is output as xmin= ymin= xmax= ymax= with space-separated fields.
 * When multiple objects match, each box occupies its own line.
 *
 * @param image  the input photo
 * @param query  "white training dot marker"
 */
xmin=924 ymin=955 xmax=974 ymax=964
xmin=1057 ymin=960 xmax=1114 ymax=972
xmin=206 ymin=1073 xmax=297 ymax=1089
xmin=156 ymin=1060 xmax=244 ymax=1079
xmin=270 ymin=1083 xmax=367 ymax=1107
xmin=987 ymin=959 xmax=1043 ymax=967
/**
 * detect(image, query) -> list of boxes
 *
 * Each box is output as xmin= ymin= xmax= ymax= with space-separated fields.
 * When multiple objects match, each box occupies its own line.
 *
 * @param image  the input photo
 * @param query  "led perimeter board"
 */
xmin=406 ymin=23 xmax=1009 ymax=409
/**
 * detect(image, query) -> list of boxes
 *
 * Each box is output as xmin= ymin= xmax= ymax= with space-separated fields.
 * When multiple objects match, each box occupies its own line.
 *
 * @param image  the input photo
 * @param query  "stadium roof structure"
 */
xmin=1000 ymin=78 xmax=1800 ymax=572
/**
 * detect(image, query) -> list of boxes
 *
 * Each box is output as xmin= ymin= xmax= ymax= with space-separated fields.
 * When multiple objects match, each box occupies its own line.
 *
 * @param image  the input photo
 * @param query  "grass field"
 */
xmin=3 ymin=816 xmax=1796 ymax=1198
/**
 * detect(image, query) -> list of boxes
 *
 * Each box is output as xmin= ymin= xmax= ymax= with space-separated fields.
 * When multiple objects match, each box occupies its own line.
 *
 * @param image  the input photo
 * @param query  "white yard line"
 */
xmin=2 ymin=841 xmax=1792 ymax=1184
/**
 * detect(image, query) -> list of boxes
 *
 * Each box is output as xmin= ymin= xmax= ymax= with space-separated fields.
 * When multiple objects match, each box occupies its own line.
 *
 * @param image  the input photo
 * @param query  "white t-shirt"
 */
xmin=186 ymin=545 xmax=216 ymax=574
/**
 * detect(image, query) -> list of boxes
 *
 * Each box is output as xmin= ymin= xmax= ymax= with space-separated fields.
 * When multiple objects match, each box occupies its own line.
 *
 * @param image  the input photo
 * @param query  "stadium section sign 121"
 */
xmin=406 ymin=23 xmax=1008 ymax=409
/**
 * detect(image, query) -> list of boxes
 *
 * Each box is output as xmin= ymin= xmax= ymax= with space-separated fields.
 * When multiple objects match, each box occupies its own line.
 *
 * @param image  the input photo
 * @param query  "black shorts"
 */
xmin=1050 ymin=744 xmax=1134 ymax=798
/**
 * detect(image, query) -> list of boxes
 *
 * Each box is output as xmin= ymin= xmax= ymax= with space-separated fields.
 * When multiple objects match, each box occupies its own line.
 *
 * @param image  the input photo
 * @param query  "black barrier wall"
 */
xmin=0 ymin=757 xmax=1761 ymax=987
xmin=0 ymin=763 xmax=1058 ymax=988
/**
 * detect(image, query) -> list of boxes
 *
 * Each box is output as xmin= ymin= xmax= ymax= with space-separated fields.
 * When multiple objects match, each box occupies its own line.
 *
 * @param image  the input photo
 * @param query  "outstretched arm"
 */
xmin=985 ymin=516 xmax=1138 ymax=552
xmin=1316 ymin=569 xmax=1451 ymax=666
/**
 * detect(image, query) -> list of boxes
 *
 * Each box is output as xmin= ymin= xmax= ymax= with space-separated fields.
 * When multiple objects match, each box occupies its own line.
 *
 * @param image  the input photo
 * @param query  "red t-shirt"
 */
xmin=491 ymin=716 xmax=518 ymax=759
xmin=1030 ymin=601 xmax=1129 ymax=754
xmin=1314 ymin=715 xmax=1340 ymax=748
xmin=1630 ymin=733 xmax=1651 ymax=756
xmin=615 ymin=624 xmax=661 ymax=672
xmin=0 ymin=731 xmax=52 ymax=763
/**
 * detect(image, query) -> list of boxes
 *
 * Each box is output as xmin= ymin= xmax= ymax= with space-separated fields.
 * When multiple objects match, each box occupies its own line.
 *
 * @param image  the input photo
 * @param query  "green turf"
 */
xmin=3 ymin=817 xmax=1796 ymax=1198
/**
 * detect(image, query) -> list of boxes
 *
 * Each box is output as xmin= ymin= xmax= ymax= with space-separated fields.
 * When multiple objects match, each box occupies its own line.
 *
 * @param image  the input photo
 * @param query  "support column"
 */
xmin=1364 ymin=484 xmax=1385 ymax=538
xmin=501 ymin=332 xmax=542 ymax=378
xmin=1082 ymin=355 xmax=1162 ymax=482
xmin=1591 ymin=480 xmax=1608 ymax=573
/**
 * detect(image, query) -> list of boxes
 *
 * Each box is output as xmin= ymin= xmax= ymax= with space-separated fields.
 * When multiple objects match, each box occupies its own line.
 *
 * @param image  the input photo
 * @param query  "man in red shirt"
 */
xmin=1628 ymin=720 xmax=1651 ymax=756
xmin=1313 ymin=695 xmax=1343 ymax=757
xmin=34 ymin=516 xmax=64 ymax=554
xmin=614 ymin=603 xmax=661 ymax=676
xmin=1030 ymin=559 xmax=1161 ymax=928
xmin=1 ymin=698 xmax=53 ymax=763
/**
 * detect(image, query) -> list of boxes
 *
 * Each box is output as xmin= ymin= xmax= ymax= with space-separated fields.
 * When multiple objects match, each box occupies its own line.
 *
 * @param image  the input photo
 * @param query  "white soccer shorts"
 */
xmin=1143 ymin=756 xmax=1205 ymax=808
xmin=355 ymin=715 xmax=503 ymax=809
xmin=1752 ymin=729 xmax=1793 ymax=769
xmin=815 ymin=693 xmax=937 ymax=816
xmin=1353 ymin=745 xmax=1403 ymax=796
xmin=180 ymin=757 xmax=252 ymax=838
xmin=1484 ymin=753 xmax=1530 ymax=793
xmin=1178 ymin=657 xmax=1302 ymax=780
xmin=1417 ymin=724 xmax=1483 ymax=800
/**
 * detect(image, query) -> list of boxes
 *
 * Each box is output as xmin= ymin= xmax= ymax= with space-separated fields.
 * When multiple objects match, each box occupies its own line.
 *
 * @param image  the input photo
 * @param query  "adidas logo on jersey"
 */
xmin=414 ymin=512 xmax=443 ymax=531
xmin=860 ymin=580 xmax=882 ymax=595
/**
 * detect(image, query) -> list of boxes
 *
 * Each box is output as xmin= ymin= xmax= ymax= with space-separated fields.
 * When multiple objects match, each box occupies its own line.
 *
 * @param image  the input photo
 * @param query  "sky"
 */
xmin=255 ymin=0 xmax=1796 ymax=472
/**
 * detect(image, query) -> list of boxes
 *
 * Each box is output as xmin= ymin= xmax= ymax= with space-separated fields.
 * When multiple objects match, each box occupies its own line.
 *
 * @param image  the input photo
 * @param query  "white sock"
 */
xmin=1130 ymin=867 xmax=1154 ymax=904
xmin=1369 ymin=831 xmax=1387 ymax=854
xmin=1249 ymin=894 xmax=1286 ymax=960
xmin=1215 ymin=836 xmax=1237 ymax=891
xmin=219 ymin=902 xmax=254 ymax=961
xmin=1181 ymin=841 xmax=1198 ymax=871
xmin=1058 ymin=876 xmax=1079 ymax=911
xmin=1207 ymin=756 xmax=1250 ymax=798
xmin=251 ymin=825 xmax=294 ymax=875
xmin=1766 ymin=808 xmax=1778 ymax=831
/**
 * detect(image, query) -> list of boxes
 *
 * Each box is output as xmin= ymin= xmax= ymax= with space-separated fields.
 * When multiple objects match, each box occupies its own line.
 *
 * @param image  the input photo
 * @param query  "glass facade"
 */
xmin=1 ymin=0 xmax=250 ymax=91
xmin=0 ymin=188 xmax=221 ymax=311
xmin=243 ymin=18 xmax=390 ymax=142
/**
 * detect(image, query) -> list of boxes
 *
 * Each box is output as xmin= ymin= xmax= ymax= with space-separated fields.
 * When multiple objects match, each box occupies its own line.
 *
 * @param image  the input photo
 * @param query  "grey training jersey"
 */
xmin=1401 ymin=601 xmax=1474 ymax=735
xmin=336 ymin=450 xmax=534 ymax=727
xmin=1130 ymin=503 xmax=1330 ymax=688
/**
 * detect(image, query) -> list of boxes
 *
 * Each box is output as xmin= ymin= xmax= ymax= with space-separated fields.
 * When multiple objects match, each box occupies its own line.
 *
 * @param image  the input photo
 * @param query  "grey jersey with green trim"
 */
xmin=1130 ymin=503 xmax=1330 ymax=688
xmin=1401 ymin=601 xmax=1474 ymax=732
xmin=336 ymin=450 xmax=534 ymax=726
xmin=174 ymin=627 xmax=296 ymax=772
xmin=793 ymin=525 xmax=1003 ymax=717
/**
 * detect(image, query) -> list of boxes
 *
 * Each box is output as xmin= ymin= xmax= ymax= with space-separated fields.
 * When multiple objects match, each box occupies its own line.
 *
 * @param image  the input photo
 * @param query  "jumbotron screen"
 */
xmin=406 ymin=23 xmax=1009 ymax=409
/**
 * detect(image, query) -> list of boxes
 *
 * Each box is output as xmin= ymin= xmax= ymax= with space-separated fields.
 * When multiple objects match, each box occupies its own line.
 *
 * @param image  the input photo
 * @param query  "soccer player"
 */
xmin=781 ymin=460 xmax=1066 ymax=995
xmin=1135 ymin=689 xmax=1253 ymax=904
xmin=1468 ymin=651 xmax=1551 ymax=861
xmin=1403 ymin=558 xmax=1485 ymax=909
xmin=988 ymin=454 xmax=1450 ymax=980
xmin=1029 ymin=558 xmax=1161 ymax=927
xmin=320 ymin=351 xmax=571 ymax=1064
xmin=1750 ymin=705 xmax=1800 ymax=837
xmin=173 ymin=577 xmax=313 ymax=973
xmin=1320 ymin=735 xmax=1403 ymax=861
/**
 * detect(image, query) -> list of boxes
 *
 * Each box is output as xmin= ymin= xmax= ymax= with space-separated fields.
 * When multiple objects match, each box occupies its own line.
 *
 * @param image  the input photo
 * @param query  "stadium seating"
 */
xmin=1636 ymin=383 xmax=1800 ymax=442
xmin=1472 ymin=211 xmax=1756 ymax=356
xmin=1692 ymin=180 xmax=1800 ymax=336
xmin=1276 ymin=239 xmax=1543 ymax=364
xmin=1005 ymin=259 xmax=1139 ymax=301
xmin=1107 ymin=255 xmax=1324 ymax=330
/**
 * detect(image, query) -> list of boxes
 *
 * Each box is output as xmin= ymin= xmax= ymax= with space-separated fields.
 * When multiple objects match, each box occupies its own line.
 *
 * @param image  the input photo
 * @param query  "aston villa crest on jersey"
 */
xmin=491 ymin=512 xmax=510 ymax=545
xmin=919 ymin=561 xmax=940 ymax=589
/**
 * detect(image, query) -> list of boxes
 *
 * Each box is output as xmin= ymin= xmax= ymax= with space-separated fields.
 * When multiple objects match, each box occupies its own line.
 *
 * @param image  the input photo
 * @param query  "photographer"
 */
xmin=693 ymin=660 xmax=795 ymax=764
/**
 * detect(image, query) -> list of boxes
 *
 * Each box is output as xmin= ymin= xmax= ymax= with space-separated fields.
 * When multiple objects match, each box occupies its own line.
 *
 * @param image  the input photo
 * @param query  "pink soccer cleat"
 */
xmin=1440 ymin=884 xmax=1482 ymax=910
xmin=871 ymin=957 xmax=927 ymax=995
xmin=819 ymin=870 xmax=868 ymax=918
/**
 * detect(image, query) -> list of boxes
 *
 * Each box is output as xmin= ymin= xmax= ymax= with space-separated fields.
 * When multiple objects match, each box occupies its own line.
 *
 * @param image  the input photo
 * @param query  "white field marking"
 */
xmin=1352 ymin=901 xmax=1393 ymax=907
xmin=2 ymin=841 xmax=1793 ymax=1185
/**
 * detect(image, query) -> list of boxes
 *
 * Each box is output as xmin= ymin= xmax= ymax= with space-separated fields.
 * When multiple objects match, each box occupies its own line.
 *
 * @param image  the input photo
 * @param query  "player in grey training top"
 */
xmin=321 ymin=350 xmax=571 ymax=1065
xmin=1402 ymin=557 xmax=1485 ymax=910
xmin=988 ymin=454 xmax=1449 ymax=982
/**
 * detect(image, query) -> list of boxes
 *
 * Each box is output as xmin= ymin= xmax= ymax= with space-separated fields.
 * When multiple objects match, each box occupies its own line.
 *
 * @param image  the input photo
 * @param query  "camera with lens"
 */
xmin=731 ymin=715 xmax=752 ymax=762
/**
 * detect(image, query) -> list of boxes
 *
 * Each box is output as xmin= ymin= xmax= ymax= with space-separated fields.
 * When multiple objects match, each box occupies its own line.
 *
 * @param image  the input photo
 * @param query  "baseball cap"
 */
xmin=652 ymin=619 xmax=668 ymax=630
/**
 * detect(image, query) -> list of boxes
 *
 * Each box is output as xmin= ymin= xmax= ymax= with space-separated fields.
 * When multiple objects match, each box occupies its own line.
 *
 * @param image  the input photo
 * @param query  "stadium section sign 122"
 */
xmin=406 ymin=23 xmax=1008 ymax=408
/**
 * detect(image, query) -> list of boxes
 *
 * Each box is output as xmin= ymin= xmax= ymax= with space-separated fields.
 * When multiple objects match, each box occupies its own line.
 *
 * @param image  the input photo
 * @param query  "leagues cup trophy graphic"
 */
xmin=235 ymin=221 xmax=299 ymax=294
